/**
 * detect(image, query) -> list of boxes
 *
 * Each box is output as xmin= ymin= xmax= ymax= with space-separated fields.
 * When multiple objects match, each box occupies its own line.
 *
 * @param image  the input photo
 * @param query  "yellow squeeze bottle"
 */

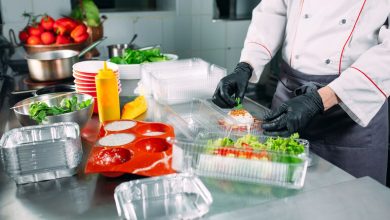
xmin=95 ymin=62 xmax=120 ymax=122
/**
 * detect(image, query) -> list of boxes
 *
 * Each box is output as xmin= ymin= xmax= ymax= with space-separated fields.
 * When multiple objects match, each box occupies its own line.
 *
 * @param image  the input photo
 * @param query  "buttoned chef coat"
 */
xmin=240 ymin=0 xmax=390 ymax=126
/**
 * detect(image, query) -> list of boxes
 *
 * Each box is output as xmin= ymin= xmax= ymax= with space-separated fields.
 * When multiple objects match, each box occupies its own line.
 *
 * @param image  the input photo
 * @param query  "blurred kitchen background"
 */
xmin=0 ymin=0 xmax=279 ymax=107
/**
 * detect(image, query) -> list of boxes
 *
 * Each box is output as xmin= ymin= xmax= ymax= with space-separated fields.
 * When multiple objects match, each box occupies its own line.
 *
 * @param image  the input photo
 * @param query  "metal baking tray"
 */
xmin=0 ymin=122 xmax=82 ymax=184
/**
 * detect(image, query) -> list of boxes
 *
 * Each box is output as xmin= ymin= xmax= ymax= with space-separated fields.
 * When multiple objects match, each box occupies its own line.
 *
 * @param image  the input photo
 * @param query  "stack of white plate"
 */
xmin=72 ymin=61 xmax=121 ymax=113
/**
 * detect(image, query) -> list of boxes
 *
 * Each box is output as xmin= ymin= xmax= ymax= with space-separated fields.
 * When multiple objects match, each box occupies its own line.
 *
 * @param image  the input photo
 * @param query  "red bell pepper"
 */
xmin=54 ymin=17 xmax=78 ymax=35
xmin=70 ymin=24 xmax=87 ymax=38
xmin=72 ymin=32 xmax=89 ymax=43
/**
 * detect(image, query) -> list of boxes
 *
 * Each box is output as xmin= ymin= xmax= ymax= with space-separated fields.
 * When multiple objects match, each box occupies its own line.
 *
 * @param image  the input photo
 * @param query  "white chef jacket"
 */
xmin=240 ymin=0 xmax=390 ymax=127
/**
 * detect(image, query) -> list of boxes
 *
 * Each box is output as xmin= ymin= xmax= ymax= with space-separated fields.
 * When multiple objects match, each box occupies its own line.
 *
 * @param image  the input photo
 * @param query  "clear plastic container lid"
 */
xmin=162 ymin=98 xmax=265 ymax=138
xmin=169 ymin=132 xmax=309 ymax=189
xmin=139 ymin=58 xmax=209 ymax=96
xmin=139 ymin=58 xmax=227 ymax=104
xmin=114 ymin=173 xmax=213 ymax=220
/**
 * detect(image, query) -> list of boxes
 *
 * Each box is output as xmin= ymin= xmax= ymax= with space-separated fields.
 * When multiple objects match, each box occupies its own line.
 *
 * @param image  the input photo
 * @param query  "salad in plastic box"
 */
xmin=170 ymin=133 xmax=309 ymax=189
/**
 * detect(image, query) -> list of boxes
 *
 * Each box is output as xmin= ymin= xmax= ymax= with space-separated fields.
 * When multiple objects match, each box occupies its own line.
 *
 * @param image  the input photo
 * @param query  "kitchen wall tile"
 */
xmin=101 ymin=13 xmax=136 ymax=47
xmin=32 ymin=0 xmax=71 ymax=19
xmin=200 ymin=49 xmax=226 ymax=68
xmin=176 ymin=0 xmax=191 ymax=16
xmin=200 ymin=0 xmax=214 ymax=15
xmin=191 ymin=0 xmax=202 ymax=15
xmin=174 ymin=15 xmax=192 ymax=50
xmin=200 ymin=15 xmax=226 ymax=50
xmin=175 ymin=49 xmax=192 ymax=59
xmin=162 ymin=16 xmax=176 ymax=53
xmin=134 ymin=17 xmax=163 ymax=48
xmin=226 ymin=20 xmax=250 ymax=48
xmin=191 ymin=50 xmax=201 ymax=58
xmin=156 ymin=0 xmax=176 ymax=11
xmin=1 ymin=0 xmax=33 ymax=23
xmin=191 ymin=15 xmax=201 ymax=50
xmin=226 ymin=48 xmax=243 ymax=73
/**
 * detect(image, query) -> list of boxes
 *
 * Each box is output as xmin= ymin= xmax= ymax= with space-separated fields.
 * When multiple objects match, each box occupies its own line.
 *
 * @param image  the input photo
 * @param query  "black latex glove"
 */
xmin=262 ymin=90 xmax=324 ymax=137
xmin=212 ymin=62 xmax=253 ymax=108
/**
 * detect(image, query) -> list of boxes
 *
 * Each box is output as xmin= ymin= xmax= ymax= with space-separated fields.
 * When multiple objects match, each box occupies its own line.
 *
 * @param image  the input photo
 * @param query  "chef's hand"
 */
xmin=212 ymin=62 xmax=253 ymax=108
xmin=262 ymin=90 xmax=324 ymax=137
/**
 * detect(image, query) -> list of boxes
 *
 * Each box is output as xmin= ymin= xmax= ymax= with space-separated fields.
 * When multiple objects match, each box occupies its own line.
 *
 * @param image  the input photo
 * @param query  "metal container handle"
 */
xmin=78 ymin=36 xmax=107 ymax=58
xmin=8 ymin=29 xmax=20 ymax=47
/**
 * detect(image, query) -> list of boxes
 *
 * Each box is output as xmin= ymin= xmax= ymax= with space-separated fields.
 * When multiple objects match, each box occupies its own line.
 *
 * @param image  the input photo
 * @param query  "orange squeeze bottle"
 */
xmin=95 ymin=62 xmax=120 ymax=122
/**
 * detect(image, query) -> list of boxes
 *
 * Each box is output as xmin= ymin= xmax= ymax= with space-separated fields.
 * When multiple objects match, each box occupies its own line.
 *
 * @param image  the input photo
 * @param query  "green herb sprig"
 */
xmin=235 ymin=97 xmax=243 ymax=110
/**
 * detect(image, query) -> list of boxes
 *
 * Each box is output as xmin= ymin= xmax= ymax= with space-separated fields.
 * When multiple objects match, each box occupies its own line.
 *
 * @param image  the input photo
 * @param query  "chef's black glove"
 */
xmin=262 ymin=90 xmax=324 ymax=137
xmin=212 ymin=62 xmax=253 ymax=108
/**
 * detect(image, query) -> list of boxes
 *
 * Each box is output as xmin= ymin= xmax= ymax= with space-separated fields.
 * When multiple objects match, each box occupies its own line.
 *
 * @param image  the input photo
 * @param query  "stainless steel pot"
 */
xmin=26 ymin=37 xmax=106 ymax=82
xmin=107 ymin=34 xmax=138 ymax=58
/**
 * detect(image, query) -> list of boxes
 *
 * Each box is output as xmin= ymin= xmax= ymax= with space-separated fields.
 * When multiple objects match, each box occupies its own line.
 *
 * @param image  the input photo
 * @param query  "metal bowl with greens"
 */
xmin=13 ymin=92 xmax=94 ymax=129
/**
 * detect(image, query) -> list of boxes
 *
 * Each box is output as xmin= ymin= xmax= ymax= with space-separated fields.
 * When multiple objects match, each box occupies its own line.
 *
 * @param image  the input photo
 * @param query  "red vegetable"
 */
xmin=54 ymin=17 xmax=78 ymax=35
xmin=26 ymin=35 xmax=42 ymax=45
xmin=55 ymin=35 xmax=72 ymax=44
xmin=70 ymin=24 xmax=87 ymax=39
xmin=27 ymin=25 xmax=44 ymax=37
xmin=72 ymin=32 xmax=89 ymax=43
xmin=18 ymin=30 xmax=29 ymax=43
xmin=40 ymin=15 xmax=55 ymax=31
xmin=40 ymin=32 xmax=55 ymax=45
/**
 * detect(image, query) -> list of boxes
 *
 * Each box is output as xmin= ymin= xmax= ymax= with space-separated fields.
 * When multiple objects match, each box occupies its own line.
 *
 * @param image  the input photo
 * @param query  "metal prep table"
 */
xmin=0 ymin=75 xmax=389 ymax=220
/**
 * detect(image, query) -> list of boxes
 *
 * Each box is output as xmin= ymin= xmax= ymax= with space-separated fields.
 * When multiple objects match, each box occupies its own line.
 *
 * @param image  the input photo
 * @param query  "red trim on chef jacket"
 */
xmin=338 ymin=0 xmax=367 ymax=75
xmin=351 ymin=66 xmax=388 ymax=97
xmin=247 ymin=42 xmax=273 ymax=58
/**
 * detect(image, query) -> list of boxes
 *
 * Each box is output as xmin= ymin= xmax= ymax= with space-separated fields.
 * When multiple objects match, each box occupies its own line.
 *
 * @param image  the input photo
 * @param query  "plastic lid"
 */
xmin=97 ymin=62 xmax=115 ymax=78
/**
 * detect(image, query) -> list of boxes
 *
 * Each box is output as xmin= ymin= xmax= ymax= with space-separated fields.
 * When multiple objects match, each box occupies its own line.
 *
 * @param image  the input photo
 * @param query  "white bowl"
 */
xmin=110 ymin=53 xmax=179 ymax=80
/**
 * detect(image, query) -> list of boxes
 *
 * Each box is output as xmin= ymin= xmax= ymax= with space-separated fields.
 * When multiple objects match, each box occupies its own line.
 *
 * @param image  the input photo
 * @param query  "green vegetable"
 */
xmin=70 ymin=0 xmax=101 ymax=27
xmin=235 ymin=98 xmax=243 ymax=110
xmin=205 ymin=133 xmax=305 ymax=160
xmin=28 ymin=96 xmax=92 ymax=123
xmin=109 ymin=48 xmax=171 ymax=65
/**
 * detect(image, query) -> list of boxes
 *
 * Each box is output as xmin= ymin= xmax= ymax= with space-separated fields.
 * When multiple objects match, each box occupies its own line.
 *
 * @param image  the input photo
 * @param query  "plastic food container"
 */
xmin=114 ymin=173 xmax=213 ymax=220
xmin=163 ymin=99 xmax=264 ymax=137
xmin=139 ymin=58 xmax=226 ymax=104
xmin=85 ymin=120 xmax=176 ymax=177
xmin=169 ymin=133 xmax=310 ymax=189
xmin=0 ymin=122 xmax=82 ymax=184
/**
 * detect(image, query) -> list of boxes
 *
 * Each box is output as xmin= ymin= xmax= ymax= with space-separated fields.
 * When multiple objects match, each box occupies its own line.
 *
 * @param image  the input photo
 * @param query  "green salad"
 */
xmin=29 ymin=96 xmax=92 ymax=123
xmin=205 ymin=133 xmax=306 ymax=163
xmin=109 ymin=48 xmax=171 ymax=64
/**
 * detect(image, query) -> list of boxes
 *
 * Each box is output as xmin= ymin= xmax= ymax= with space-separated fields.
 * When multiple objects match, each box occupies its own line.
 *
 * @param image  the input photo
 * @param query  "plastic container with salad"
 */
xmin=169 ymin=132 xmax=310 ymax=189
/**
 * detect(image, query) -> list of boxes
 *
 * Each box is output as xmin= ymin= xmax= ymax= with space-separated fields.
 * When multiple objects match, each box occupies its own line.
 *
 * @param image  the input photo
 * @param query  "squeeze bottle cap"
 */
xmin=97 ymin=62 xmax=115 ymax=78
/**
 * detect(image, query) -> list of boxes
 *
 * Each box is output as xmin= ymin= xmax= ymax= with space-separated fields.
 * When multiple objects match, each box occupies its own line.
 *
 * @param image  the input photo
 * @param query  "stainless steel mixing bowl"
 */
xmin=13 ymin=92 xmax=94 ymax=129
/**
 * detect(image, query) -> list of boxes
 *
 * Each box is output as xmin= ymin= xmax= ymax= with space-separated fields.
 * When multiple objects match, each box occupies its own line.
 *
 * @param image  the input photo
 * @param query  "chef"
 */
xmin=212 ymin=0 xmax=389 ymax=184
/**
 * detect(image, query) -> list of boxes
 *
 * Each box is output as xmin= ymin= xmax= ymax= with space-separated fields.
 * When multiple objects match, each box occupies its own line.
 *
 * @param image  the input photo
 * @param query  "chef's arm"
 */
xmin=328 ymin=21 xmax=390 ymax=127
xmin=239 ymin=0 xmax=287 ymax=83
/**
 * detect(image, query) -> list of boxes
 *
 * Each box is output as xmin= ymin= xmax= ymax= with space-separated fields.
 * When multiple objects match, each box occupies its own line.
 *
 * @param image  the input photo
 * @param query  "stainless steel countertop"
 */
xmin=0 ymin=78 xmax=388 ymax=220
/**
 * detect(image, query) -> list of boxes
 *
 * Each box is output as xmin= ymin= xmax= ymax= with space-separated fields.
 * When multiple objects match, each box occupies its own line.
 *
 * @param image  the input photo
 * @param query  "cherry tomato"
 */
xmin=40 ymin=15 xmax=55 ymax=31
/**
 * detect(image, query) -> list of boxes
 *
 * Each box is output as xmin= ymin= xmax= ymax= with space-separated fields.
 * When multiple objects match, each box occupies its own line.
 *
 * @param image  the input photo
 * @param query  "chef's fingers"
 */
xmin=263 ymin=104 xmax=288 ymax=121
xmin=220 ymin=83 xmax=236 ymax=108
xmin=236 ymin=86 xmax=246 ymax=104
xmin=212 ymin=84 xmax=234 ymax=108
xmin=262 ymin=114 xmax=287 ymax=131
xmin=263 ymin=129 xmax=291 ymax=137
